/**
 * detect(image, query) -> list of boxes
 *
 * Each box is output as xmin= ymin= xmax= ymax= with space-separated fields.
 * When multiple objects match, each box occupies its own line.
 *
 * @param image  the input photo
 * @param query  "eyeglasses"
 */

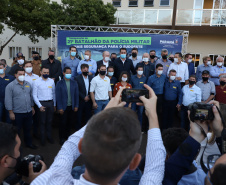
xmin=207 ymin=154 xmax=221 ymax=170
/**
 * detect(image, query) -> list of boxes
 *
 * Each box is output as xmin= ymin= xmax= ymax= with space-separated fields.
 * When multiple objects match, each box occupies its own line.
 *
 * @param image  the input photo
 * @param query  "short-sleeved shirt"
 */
xmin=181 ymin=84 xmax=202 ymax=106
xmin=155 ymin=59 xmax=172 ymax=76
xmin=130 ymin=75 xmax=147 ymax=89
xmin=210 ymin=65 xmax=226 ymax=85
xmin=164 ymin=78 xmax=182 ymax=103
xmin=215 ymin=85 xmax=226 ymax=104
xmin=0 ymin=74 xmax=14 ymax=103
xmin=90 ymin=75 xmax=111 ymax=100
xmin=147 ymin=74 xmax=166 ymax=95
xmin=196 ymin=80 xmax=215 ymax=101
xmin=113 ymin=82 xmax=132 ymax=97
xmin=62 ymin=56 xmax=80 ymax=78
xmin=196 ymin=64 xmax=213 ymax=82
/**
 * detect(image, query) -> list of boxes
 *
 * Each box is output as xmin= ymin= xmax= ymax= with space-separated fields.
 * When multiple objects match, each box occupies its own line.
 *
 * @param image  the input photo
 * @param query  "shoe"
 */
xmin=47 ymin=138 xmax=55 ymax=144
xmin=26 ymin=144 xmax=38 ymax=149
xmin=41 ymin=138 xmax=46 ymax=146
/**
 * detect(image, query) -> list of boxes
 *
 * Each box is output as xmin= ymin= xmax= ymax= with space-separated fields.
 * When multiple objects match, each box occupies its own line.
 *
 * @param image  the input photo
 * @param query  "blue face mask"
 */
xmin=65 ymin=74 xmax=72 ymax=79
xmin=108 ymin=72 xmax=114 ymax=76
xmin=43 ymin=74 xmax=49 ymax=79
xmin=120 ymin=54 xmax=126 ymax=59
xmin=71 ymin=52 xmax=76 ymax=57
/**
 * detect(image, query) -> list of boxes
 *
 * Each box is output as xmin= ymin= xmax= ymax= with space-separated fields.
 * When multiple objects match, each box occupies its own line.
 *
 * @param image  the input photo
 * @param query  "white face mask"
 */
xmin=207 ymin=61 xmax=211 ymax=65
xmin=0 ymin=69 xmax=4 ymax=74
xmin=217 ymin=62 xmax=223 ymax=67
xmin=170 ymin=76 xmax=176 ymax=81
xmin=188 ymin=59 xmax=192 ymax=63
xmin=121 ymin=77 xmax=127 ymax=82
xmin=18 ymin=75 xmax=25 ymax=82
xmin=104 ymin=57 xmax=110 ymax=62
xmin=158 ymin=70 xmax=163 ymax=75
xmin=84 ymin=55 xmax=90 ymax=60
xmin=143 ymin=58 xmax=149 ymax=62
xmin=25 ymin=67 xmax=33 ymax=73
xmin=137 ymin=71 xmax=143 ymax=76
xmin=18 ymin=59 xmax=24 ymax=65
xmin=174 ymin=58 xmax=179 ymax=63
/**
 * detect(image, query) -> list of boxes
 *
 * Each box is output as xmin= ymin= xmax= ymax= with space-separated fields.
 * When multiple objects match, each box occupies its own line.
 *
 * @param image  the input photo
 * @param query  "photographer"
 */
xmin=0 ymin=122 xmax=46 ymax=185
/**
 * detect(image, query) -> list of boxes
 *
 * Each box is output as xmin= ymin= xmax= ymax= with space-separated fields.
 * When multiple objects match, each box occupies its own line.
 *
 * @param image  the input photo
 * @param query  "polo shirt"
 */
xmin=77 ymin=59 xmax=97 ymax=75
xmin=147 ymin=74 xmax=166 ymax=95
xmin=155 ymin=59 xmax=172 ymax=76
xmin=90 ymin=75 xmax=112 ymax=101
xmin=210 ymin=65 xmax=226 ymax=85
xmin=62 ymin=56 xmax=80 ymax=78
xmin=164 ymin=78 xmax=182 ymax=103
xmin=167 ymin=62 xmax=189 ymax=82
xmin=181 ymin=84 xmax=201 ymax=106
xmin=215 ymin=85 xmax=226 ymax=104
xmin=196 ymin=80 xmax=215 ymax=101
xmin=130 ymin=75 xmax=147 ymax=89
xmin=0 ymin=74 xmax=14 ymax=103
xmin=196 ymin=64 xmax=213 ymax=81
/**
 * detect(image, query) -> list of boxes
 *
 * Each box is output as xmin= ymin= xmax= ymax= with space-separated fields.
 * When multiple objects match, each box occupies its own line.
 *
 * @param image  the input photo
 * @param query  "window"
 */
xmin=129 ymin=0 xmax=138 ymax=7
xmin=144 ymin=0 xmax=154 ymax=7
xmin=209 ymin=54 xmax=226 ymax=66
xmin=189 ymin=53 xmax=201 ymax=72
xmin=112 ymin=0 xmax=121 ymax=7
xmin=28 ymin=47 xmax=42 ymax=60
xmin=160 ymin=0 xmax=170 ymax=6
xmin=9 ymin=47 xmax=22 ymax=59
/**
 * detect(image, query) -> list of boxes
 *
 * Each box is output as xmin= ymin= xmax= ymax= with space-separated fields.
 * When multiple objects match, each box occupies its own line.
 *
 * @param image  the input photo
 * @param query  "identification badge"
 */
xmin=166 ymin=65 xmax=169 ymax=67
xmin=25 ymin=85 xmax=30 ymax=88
xmin=32 ymin=79 xmax=36 ymax=81
xmin=220 ymin=69 xmax=224 ymax=71
xmin=5 ymin=79 xmax=9 ymax=81
xmin=104 ymin=80 xmax=107 ymax=82
xmin=48 ymin=86 xmax=52 ymax=88
xmin=190 ymin=90 xmax=194 ymax=92
xmin=224 ymin=91 xmax=226 ymax=93
xmin=89 ymin=65 xmax=92 ymax=66
xmin=173 ymin=86 xmax=177 ymax=89
xmin=140 ymin=82 xmax=144 ymax=84
xmin=111 ymin=84 xmax=114 ymax=85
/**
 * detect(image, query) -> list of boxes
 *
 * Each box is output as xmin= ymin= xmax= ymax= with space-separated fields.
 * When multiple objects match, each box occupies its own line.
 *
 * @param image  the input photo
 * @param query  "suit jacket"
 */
xmin=56 ymin=79 xmax=79 ymax=111
xmin=113 ymin=57 xmax=136 ymax=80
xmin=75 ymin=74 xmax=93 ymax=102
xmin=95 ymin=60 xmax=114 ymax=76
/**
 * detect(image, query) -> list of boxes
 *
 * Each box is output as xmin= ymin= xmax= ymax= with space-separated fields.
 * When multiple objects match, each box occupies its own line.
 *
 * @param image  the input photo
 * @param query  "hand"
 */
xmin=54 ymin=106 xmax=56 ymax=112
xmin=22 ymin=160 xmax=47 ymax=184
xmin=74 ymin=107 xmax=78 ymax=112
xmin=93 ymin=102 xmax=98 ymax=109
xmin=32 ymin=107 xmax=35 ymax=116
xmin=88 ymin=72 xmax=93 ymax=76
xmin=9 ymin=112 xmax=15 ymax=121
xmin=58 ymin=109 xmax=64 ymax=115
xmin=84 ymin=96 xmax=90 ymax=102
xmin=176 ymin=77 xmax=182 ymax=81
xmin=40 ymin=106 xmax=46 ymax=112
xmin=176 ymin=104 xmax=181 ymax=111
xmin=104 ymin=86 xmax=126 ymax=109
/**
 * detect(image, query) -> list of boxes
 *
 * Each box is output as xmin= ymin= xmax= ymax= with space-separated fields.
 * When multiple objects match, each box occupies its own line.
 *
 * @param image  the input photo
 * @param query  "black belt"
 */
xmin=40 ymin=100 xmax=53 ymax=102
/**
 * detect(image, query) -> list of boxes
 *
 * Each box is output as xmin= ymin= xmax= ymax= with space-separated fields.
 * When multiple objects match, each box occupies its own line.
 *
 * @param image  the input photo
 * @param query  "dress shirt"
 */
xmin=83 ymin=75 xmax=89 ymax=95
xmin=215 ymin=85 xmax=226 ymax=104
xmin=0 ymin=74 xmax=14 ymax=103
xmin=210 ymin=65 xmax=226 ymax=85
xmin=164 ymin=78 xmax=182 ymax=103
xmin=147 ymin=74 xmax=166 ymax=95
xmin=5 ymin=79 xmax=33 ymax=113
xmin=196 ymin=80 xmax=215 ymax=101
xmin=102 ymin=60 xmax=109 ymax=69
xmin=155 ymin=59 xmax=172 ymax=76
xmin=181 ymin=84 xmax=201 ymax=106
xmin=33 ymin=78 xmax=56 ymax=108
xmin=62 ymin=56 xmax=80 ymax=78
xmin=167 ymin=62 xmax=189 ymax=82
xmin=90 ymin=75 xmax=111 ymax=101
xmin=130 ymin=75 xmax=147 ymax=89
xmin=77 ymin=59 xmax=97 ymax=75
xmin=129 ymin=56 xmax=143 ymax=67
xmin=31 ymin=127 xmax=166 ymax=185
xmin=24 ymin=73 xmax=39 ymax=88
xmin=196 ymin=64 xmax=213 ymax=81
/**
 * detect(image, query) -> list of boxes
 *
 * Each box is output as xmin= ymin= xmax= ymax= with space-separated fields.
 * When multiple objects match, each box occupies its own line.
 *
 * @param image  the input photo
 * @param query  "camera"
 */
xmin=188 ymin=102 xmax=214 ymax=122
xmin=122 ymin=89 xmax=149 ymax=103
xmin=16 ymin=155 xmax=44 ymax=177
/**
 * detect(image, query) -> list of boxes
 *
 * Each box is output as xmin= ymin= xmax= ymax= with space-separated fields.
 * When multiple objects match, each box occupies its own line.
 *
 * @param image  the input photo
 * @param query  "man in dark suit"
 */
xmin=75 ymin=64 xmax=93 ymax=130
xmin=113 ymin=48 xmax=136 ymax=80
xmin=56 ymin=67 xmax=79 ymax=145
xmin=96 ymin=51 xmax=113 ymax=76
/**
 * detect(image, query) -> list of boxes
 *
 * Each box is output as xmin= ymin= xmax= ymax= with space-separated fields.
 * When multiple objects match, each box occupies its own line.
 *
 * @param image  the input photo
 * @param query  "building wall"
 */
xmin=177 ymin=0 xmax=194 ymax=9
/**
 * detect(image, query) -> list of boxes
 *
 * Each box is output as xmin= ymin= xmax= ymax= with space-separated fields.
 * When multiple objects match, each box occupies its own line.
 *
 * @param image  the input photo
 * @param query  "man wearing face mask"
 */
xmin=210 ymin=56 xmax=226 ymax=86
xmin=96 ymin=51 xmax=113 ymax=76
xmin=24 ymin=61 xmax=39 ymax=88
xmin=8 ymin=53 xmax=25 ymax=76
xmin=42 ymin=50 xmax=62 ymax=83
xmin=90 ymin=65 xmax=112 ymax=114
xmin=155 ymin=49 xmax=172 ymax=76
xmin=0 ymin=63 xmax=14 ymax=123
xmin=168 ymin=54 xmax=174 ymax=63
xmin=196 ymin=56 xmax=213 ymax=81
xmin=31 ymin=51 xmax=42 ymax=76
xmin=129 ymin=48 xmax=142 ymax=68
xmin=110 ymin=53 xmax=117 ymax=62
xmin=62 ymin=46 xmax=80 ymax=79
xmin=196 ymin=70 xmax=215 ymax=103
xmin=179 ymin=75 xmax=201 ymax=131
xmin=33 ymin=66 xmax=56 ymax=146
xmin=168 ymin=52 xmax=189 ymax=88
xmin=5 ymin=68 xmax=37 ymax=149
xmin=162 ymin=69 xmax=182 ymax=129
xmin=75 ymin=64 xmax=93 ymax=130
xmin=184 ymin=53 xmax=195 ymax=76
xmin=137 ymin=53 xmax=154 ymax=79
xmin=130 ymin=65 xmax=147 ymax=127
xmin=0 ymin=59 xmax=11 ymax=75
xmin=107 ymin=66 xmax=117 ymax=91
xmin=215 ymin=75 xmax=226 ymax=104
xmin=56 ymin=67 xmax=79 ymax=145
xmin=77 ymin=50 xmax=97 ymax=77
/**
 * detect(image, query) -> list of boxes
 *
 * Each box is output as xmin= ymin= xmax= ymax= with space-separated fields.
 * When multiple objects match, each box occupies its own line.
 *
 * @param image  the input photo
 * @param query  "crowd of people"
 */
xmin=0 ymin=46 xmax=226 ymax=185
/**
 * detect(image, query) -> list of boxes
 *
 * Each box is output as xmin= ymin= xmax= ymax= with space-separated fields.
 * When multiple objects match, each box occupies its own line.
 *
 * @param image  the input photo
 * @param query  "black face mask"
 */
xmin=150 ymin=55 xmax=155 ymax=59
xmin=202 ymin=77 xmax=209 ymax=81
xmin=220 ymin=81 xmax=226 ymax=86
xmin=132 ymin=53 xmax=137 ymax=58
xmin=189 ymin=80 xmax=196 ymax=85
xmin=49 ymin=55 xmax=54 ymax=60
xmin=82 ymin=72 xmax=88 ymax=76
xmin=169 ymin=58 xmax=174 ymax=62
xmin=162 ymin=55 xmax=167 ymax=60
xmin=33 ymin=56 xmax=39 ymax=60
xmin=8 ymin=155 xmax=22 ymax=170
xmin=99 ymin=71 xmax=106 ymax=76
xmin=111 ymin=58 xmax=116 ymax=62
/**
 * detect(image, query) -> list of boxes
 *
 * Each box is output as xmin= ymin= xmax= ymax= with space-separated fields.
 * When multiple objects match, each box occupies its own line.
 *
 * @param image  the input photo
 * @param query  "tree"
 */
xmin=0 ymin=0 xmax=116 ymax=55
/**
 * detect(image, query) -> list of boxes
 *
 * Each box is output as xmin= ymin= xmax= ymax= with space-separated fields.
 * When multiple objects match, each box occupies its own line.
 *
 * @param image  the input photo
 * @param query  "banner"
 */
xmin=57 ymin=30 xmax=183 ymax=62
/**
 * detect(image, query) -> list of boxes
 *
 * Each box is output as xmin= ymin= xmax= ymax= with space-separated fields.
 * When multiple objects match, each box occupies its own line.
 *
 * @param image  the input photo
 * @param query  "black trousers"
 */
xmin=181 ymin=105 xmax=190 ymax=131
xmin=39 ymin=100 xmax=54 ymax=140
xmin=59 ymin=106 xmax=75 ymax=141
xmin=162 ymin=100 xmax=177 ymax=130
xmin=33 ymin=104 xmax=39 ymax=136
xmin=156 ymin=94 xmax=163 ymax=128
xmin=77 ymin=100 xmax=92 ymax=130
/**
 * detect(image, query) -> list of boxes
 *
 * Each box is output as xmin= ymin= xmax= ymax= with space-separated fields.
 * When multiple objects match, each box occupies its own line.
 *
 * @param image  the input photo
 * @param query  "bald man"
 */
xmin=96 ymin=51 xmax=114 ymax=75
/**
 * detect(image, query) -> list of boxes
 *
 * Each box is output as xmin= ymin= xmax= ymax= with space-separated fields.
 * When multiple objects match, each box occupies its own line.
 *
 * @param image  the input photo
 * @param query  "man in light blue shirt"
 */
xmin=77 ymin=50 xmax=97 ymax=76
xmin=129 ymin=48 xmax=142 ymax=67
xmin=61 ymin=46 xmax=80 ymax=79
xmin=155 ymin=49 xmax=172 ymax=76
xmin=210 ymin=56 xmax=226 ymax=85
xmin=196 ymin=56 xmax=213 ymax=81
